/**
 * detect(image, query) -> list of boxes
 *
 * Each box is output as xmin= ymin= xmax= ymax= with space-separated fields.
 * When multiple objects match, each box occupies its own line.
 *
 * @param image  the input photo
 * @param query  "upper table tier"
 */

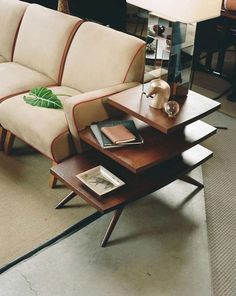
xmin=107 ymin=86 xmax=221 ymax=134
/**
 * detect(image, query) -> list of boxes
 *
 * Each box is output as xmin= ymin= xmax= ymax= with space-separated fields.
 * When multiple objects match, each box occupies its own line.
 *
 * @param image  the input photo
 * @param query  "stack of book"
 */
xmin=90 ymin=120 xmax=144 ymax=149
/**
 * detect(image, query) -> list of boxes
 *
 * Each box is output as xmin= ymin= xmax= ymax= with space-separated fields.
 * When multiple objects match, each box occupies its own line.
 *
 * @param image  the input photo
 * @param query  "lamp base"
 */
xmin=170 ymin=82 xmax=189 ymax=99
xmin=126 ymin=4 xmax=197 ymax=99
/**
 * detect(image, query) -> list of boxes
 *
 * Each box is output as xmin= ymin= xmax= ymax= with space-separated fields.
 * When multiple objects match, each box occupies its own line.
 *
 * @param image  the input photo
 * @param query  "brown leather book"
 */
xmin=100 ymin=124 xmax=136 ymax=144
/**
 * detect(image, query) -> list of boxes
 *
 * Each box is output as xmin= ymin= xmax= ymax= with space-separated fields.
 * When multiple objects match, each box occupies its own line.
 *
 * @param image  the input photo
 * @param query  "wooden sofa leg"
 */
xmin=4 ymin=131 xmax=15 ymax=154
xmin=0 ymin=126 xmax=7 ymax=151
xmin=49 ymin=161 xmax=58 ymax=188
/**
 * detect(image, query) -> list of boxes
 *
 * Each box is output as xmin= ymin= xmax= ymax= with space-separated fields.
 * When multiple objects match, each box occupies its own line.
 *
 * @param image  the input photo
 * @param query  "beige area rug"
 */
xmin=0 ymin=167 xmax=213 ymax=295
xmin=192 ymin=71 xmax=236 ymax=119
xmin=202 ymin=129 xmax=236 ymax=296
xmin=0 ymin=139 xmax=95 ymax=270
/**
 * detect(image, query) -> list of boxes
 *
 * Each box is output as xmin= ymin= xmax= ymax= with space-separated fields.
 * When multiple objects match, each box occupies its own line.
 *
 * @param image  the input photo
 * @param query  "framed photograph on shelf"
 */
xmin=76 ymin=166 xmax=125 ymax=196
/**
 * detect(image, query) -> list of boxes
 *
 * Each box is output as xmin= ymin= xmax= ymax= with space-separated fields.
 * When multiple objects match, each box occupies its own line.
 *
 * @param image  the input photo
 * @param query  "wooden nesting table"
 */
xmin=51 ymin=86 xmax=220 ymax=247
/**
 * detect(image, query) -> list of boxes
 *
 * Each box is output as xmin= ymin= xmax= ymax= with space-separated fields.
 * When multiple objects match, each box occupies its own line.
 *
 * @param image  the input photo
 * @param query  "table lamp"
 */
xmin=126 ymin=0 xmax=222 ymax=98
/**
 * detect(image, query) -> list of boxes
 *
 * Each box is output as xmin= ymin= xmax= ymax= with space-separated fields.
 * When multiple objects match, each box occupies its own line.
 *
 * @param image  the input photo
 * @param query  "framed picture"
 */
xmin=76 ymin=166 xmax=125 ymax=196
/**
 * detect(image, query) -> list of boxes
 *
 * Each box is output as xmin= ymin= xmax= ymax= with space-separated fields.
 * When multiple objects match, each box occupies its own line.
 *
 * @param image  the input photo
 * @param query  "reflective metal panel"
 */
xmin=126 ymin=4 xmax=197 ymax=98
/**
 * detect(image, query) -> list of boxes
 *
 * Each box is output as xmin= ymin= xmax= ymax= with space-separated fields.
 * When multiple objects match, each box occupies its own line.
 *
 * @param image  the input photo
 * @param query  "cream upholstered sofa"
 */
xmin=0 ymin=1 xmax=81 ymax=102
xmin=0 ymin=1 xmax=145 ymax=187
xmin=0 ymin=0 xmax=28 ymax=64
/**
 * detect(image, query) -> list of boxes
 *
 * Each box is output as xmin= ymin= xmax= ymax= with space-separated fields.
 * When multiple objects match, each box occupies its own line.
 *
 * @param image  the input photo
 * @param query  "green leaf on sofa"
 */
xmin=23 ymin=87 xmax=64 ymax=109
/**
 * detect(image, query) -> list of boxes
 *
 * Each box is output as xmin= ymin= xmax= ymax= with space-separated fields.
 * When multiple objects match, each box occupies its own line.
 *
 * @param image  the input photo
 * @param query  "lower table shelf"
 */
xmin=51 ymin=144 xmax=212 ymax=214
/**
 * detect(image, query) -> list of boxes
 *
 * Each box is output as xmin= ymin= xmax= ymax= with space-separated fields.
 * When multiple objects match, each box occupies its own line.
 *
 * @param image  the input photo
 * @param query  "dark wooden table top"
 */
xmin=107 ymin=86 xmax=221 ymax=134
xmin=51 ymin=145 xmax=212 ymax=214
xmin=79 ymin=119 xmax=216 ymax=173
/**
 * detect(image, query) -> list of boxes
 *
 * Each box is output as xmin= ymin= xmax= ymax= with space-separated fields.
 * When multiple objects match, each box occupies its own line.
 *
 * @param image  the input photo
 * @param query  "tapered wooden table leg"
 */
xmin=0 ymin=126 xmax=6 ymax=151
xmin=101 ymin=206 xmax=124 ymax=247
xmin=49 ymin=161 xmax=58 ymax=188
xmin=179 ymin=175 xmax=204 ymax=188
xmin=49 ymin=174 xmax=58 ymax=188
xmin=55 ymin=191 xmax=77 ymax=209
xmin=4 ymin=131 xmax=15 ymax=154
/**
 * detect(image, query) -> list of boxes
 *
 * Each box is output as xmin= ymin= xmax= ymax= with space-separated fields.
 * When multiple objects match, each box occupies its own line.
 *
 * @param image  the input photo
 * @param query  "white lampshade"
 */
xmin=127 ymin=0 xmax=222 ymax=23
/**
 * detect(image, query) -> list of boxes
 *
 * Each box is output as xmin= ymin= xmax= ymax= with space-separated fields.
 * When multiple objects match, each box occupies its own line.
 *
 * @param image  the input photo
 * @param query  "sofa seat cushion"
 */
xmin=0 ymin=86 xmax=80 ymax=162
xmin=0 ymin=62 xmax=55 ymax=102
xmin=0 ymin=55 xmax=6 ymax=63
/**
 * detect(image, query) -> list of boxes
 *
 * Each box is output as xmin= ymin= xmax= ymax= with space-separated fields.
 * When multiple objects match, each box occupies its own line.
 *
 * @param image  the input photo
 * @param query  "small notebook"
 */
xmin=100 ymin=124 xmax=136 ymax=144
xmin=90 ymin=120 xmax=144 ymax=149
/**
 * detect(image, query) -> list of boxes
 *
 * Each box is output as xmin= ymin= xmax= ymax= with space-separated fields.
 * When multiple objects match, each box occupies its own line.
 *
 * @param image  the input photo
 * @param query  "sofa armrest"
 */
xmin=63 ymin=82 xmax=140 ymax=152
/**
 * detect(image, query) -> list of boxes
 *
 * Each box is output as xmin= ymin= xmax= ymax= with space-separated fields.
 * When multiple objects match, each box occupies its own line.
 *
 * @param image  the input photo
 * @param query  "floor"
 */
xmin=0 ymin=167 xmax=212 ymax=296
xmin=0 ymin=110 xmax=235 ymax=295
xmin=200 ymin=112 xmax=236 ymax=296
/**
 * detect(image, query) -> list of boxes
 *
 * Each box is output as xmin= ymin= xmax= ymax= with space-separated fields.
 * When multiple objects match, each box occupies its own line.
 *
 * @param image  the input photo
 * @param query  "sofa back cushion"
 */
xmin=13 ymin=4 xmax=82 ymax=82
xmin=0 ymin=0 xmax=28 ymax=62
xmin=61 ymin=22 xmax=145 ymax=92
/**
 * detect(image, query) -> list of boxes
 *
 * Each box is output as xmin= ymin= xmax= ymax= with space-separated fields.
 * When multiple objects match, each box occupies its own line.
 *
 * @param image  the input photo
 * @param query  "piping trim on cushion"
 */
xmin=0 ymin=90 xmax=31 ymax=103
xmin=50 ymin=129 xmax=75 ymax=162
xmin=2 ymin=128 xmax=72 ymax=163
xmin=71 ymin=88 xmax=129 ymax=141
xmin=11 ymin=12 xmax=26 ymax=62
xmin=1 ymin=88 xmax=75 ymax=161
xmin=58 ymin=20 xmax=85 ymax=85
xmin=2 ymin=129 xmax=54 ymax=161
xmin=0 ymin=84 xmax=58 ymax=103
xmin=122 ymin=43 xmax=146 ymax=83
